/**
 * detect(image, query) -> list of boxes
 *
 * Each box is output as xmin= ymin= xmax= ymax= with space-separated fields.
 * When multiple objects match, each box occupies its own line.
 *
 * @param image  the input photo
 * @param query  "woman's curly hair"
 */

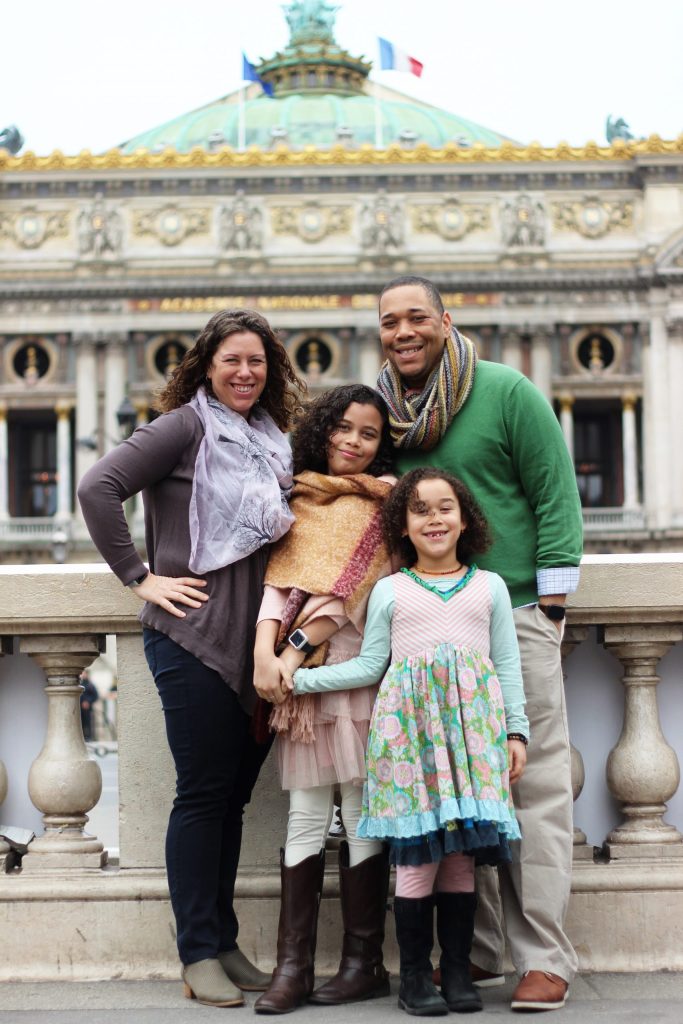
xmin=155 ymin=308 xmax=305 ymax=431
xmin=382 ymin=467 xmax=491 ymax=566
xmin=291 ymin=384 xmax=394 ymax=477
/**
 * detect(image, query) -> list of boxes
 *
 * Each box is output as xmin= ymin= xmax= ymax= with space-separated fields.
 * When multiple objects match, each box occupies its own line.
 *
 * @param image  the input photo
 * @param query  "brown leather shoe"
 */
xmin=511 ymin=971 xmax=568 ymax=1012
xmin=432 ymin=963 xmax=505 ymax=989
xmin=470 ymin=963 xmax=505 ymax=988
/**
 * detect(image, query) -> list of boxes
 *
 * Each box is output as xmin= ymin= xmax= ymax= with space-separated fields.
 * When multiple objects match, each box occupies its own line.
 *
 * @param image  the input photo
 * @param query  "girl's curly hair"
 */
xmin=155 ymin=308 xmax=306 ymax=431
xmin=291 ymin=384 xmax=394 ymax=477
xmin=382 ymin=467 xmax=491 ymax=566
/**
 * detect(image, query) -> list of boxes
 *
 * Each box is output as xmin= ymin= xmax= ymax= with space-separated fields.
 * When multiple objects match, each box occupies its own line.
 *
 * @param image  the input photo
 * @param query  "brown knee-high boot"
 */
xmin=254 ymin=848 xmax=325 ymax=1015
xmin=310 ymin=841 xmax=390 ymax=1004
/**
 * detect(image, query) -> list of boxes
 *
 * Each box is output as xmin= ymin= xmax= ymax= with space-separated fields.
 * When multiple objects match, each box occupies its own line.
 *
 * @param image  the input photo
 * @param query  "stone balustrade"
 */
xmin=0 ymin=555 xmax=682 ymax=979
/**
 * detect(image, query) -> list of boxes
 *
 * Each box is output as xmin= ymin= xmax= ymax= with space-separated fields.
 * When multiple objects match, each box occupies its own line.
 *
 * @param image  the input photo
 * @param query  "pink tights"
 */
xmin=395 ymin=853 xmax=475 ymax=898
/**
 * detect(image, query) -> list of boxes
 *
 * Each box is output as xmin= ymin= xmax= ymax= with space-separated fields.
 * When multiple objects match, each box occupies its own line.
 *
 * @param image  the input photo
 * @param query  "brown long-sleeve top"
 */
xmin=77 ymin=404 xmax=268 ymax=714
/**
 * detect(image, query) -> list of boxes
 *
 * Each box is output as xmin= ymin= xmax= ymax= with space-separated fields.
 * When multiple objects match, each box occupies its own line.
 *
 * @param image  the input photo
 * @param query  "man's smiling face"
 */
xmin=379 ymin=284 xmax=451 ymax=386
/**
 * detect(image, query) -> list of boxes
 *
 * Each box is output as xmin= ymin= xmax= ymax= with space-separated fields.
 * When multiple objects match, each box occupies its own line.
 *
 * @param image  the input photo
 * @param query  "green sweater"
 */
xmin=397 ymin=361 xmax=583 ymax=608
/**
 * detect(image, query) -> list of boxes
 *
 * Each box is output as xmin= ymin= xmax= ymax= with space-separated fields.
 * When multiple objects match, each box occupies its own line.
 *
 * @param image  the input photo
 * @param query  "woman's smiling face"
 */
xmin=206 ymin=331 xmax=267 ymax=417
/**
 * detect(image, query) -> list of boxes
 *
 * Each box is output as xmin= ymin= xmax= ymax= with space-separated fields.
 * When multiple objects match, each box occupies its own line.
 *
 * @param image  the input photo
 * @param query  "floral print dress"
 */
xmin=358 ymin=567 xmax=521 ymax=866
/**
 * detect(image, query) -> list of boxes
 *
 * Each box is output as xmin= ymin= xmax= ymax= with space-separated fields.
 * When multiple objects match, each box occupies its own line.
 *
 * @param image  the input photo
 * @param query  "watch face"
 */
xmin=543 ymin=604 xmax=566 ymax=620
xmin=289 ymin=629 xmax=308 ymax=649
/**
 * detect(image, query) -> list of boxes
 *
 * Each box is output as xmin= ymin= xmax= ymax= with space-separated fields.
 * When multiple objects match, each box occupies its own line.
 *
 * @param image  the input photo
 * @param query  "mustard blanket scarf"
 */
xmin=264 ymin=470 xmax=393 ymax=741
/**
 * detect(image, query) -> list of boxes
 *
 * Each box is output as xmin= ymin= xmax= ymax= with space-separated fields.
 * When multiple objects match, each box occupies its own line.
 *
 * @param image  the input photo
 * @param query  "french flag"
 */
xmin=242 ymin=54 xmax=274 ymax=97
xmin=378 ymin=37 xmax=424 ymax=78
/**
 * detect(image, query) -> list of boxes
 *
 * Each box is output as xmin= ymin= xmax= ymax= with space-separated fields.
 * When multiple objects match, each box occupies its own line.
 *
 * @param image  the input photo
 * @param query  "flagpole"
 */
xmin=373 ymin=79 xmax=383 ymax=150
xmin=238 ymin=83 xmax=246 ymax=152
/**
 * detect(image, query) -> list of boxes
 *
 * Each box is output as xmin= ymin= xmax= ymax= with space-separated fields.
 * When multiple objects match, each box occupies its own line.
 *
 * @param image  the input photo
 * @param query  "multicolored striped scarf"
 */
xmin=376 ymin=327 xmax=478 ymax=451
xmin=264 ymin=470 xmax=393 ymax=742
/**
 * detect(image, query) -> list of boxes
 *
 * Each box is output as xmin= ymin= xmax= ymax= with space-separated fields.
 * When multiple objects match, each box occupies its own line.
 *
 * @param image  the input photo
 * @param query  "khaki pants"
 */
xmin=471 ymin=604 xmax=578 ymax=982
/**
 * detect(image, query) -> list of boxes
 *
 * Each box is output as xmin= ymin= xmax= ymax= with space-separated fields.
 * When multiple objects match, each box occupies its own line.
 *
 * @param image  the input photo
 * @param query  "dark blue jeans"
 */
xmin=144 ymin=628 xmax=272 ymax=966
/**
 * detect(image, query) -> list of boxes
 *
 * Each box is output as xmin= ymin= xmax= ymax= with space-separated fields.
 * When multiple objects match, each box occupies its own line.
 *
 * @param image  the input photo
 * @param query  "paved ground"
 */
xmin=1 ymin=973 xmax=682 ymax=1023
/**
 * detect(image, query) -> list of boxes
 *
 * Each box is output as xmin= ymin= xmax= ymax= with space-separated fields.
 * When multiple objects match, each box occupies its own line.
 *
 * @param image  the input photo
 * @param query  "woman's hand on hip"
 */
xmin=254 ymin=654 xmax=293 ymax=705
xmin=131 ymin=573 xmax=208 ymax=618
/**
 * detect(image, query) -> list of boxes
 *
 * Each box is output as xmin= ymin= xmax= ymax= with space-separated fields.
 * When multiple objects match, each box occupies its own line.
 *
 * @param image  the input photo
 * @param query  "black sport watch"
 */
xmin=539 ymin=603 xmax=566 ymax=622
xmin=127 ymin=571 xmax=149 ymax=588
xmin=288 ymin=628 xmax=315 ymax=655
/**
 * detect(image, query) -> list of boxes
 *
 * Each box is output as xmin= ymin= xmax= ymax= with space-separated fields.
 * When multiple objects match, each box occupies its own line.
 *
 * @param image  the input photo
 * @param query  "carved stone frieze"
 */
xmin=271 ymin=202 xmax=351 ymax=243
xmin=219 ymin=191 xmax=263 ymax=251
xmin=0 ymin=206 xmax=69 ymax=249
xmin=500 ymin=193 xmax=546 ymax=248
xmin=132 ymin=204 xmax=209 ymax=246
xmin=552 ymin=195 xmax=634 ymax=238
xmin=411 ymin=198 xmax=489 ymax=240
xmin=360 ymin=190 xmax=403 ymax=252
xmin=77 ymin=192 xmax=123 ymax=258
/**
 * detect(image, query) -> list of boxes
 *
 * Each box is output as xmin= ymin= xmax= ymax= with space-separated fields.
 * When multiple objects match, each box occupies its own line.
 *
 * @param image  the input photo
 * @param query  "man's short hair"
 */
xmin=379 ymin=275 xmax=445 ymax=316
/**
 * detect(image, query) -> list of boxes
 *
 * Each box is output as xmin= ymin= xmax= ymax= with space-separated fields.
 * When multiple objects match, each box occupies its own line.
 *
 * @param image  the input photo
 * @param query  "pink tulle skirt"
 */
xmin=277 ymin=629 xmax=378 ymax=790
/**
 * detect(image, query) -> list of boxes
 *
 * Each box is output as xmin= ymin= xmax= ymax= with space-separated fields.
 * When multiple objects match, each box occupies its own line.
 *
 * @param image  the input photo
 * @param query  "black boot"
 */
xmin=435 ymin=892 xmax=482 ymax=1013
xmin=310 ymin=842 xmax=390 ymax=1004
xmin=254 ymin=849 xmax=325 ymax=1014
xmin=394 ymin=896 xmax=448 ymax=1017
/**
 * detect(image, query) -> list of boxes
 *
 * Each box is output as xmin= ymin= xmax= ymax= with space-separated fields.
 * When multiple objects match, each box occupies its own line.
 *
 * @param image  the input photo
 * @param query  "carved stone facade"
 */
xmin=1 ymin=122 xmax=683 ymax=562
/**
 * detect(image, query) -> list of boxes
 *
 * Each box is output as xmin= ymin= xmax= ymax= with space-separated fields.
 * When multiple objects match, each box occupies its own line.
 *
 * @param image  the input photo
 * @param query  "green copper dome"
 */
xmin=119 ymin=1 xmax=515 ymax=153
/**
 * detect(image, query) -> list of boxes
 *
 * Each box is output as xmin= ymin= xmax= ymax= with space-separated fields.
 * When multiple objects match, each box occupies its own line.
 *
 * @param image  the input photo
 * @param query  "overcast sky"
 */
xmin=5 ymin=0 xmax=682 ymax=155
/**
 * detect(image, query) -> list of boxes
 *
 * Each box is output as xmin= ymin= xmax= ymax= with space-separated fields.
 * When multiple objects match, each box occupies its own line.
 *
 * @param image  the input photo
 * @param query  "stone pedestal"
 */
xmin=22 ymin=635 xmax=107 ymax=871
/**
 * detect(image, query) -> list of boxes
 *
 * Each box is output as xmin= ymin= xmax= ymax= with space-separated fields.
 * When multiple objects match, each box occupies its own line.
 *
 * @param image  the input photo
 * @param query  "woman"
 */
xmin=78 ymin=309 xmax=304 ymax=1008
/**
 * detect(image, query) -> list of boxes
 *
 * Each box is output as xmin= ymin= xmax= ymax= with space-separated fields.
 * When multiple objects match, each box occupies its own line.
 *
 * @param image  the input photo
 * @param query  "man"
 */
xmin=376 ymin=276 xmax=582 ymax=1013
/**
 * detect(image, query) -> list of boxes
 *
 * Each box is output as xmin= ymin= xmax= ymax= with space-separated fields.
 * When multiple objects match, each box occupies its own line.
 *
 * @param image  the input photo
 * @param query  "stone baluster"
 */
xmin=0 ymin=756 xmax=9 ymax=871
xmin=561 ymin=625 xmax=592 ymax=858
xmin=602 ymin=624 xmax=683 ymax=860
xmin=22 ymin=634 xmax=107 ymax=871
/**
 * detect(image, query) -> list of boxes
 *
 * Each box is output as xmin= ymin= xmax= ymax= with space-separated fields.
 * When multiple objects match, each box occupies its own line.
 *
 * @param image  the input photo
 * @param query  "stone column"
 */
xmin=358 ymin=330 xmax=382 ymax=387
xmin=641 ymin=304 xmax=671 ymax=530
xmin=558 ymin=392 xmax=575 ymax=459
xmin=22 ymin=634 xmax=107 ymax=871
xmin=132 ymin=401 xmax=149 ymax=534
xmin=621 ymin=393 xmax=639 ymax=509
xmin=666 ymin=319 xmax=683 ymax=522
xmin=602 ymin=624 xmax=683 ymax=860
xmin=74 ymin=335 xmax=99 ymax=516
xmin=501 ymin=330 xmax=522 ymax=372
xmin=55 ymin=401 xmax=73 ymax=522
xmin=0 ymin=402 xmax=8 ymax=520
xmin=103 ymin=335 xmax=127 ymax=453
xmin=530 ymin=328 xmax=552 ymax=400
xmin=561 ymin=625 xmax=592 ymax=859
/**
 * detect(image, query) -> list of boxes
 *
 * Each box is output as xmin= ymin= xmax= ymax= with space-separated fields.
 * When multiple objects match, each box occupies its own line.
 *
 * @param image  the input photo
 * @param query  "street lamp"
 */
xmin=115 ymin=397 xmax=138 ymax=437
xmin=76 ymin=397 xmax=139 ymax=449
xmin=51 ymin=527 xmax=69 ymax=564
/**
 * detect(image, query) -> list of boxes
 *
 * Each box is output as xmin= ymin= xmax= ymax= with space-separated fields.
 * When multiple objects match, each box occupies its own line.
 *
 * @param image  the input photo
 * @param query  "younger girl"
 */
xmin=253 ymin=384 xmax=396 ymax=1014
xmin=292 ymin=468 xmax=528 ymax=1016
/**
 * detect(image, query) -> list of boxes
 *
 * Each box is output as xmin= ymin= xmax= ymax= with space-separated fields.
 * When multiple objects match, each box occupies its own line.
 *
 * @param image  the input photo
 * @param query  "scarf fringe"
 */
xmin=269 ymin=693 xmax=316 ymax=744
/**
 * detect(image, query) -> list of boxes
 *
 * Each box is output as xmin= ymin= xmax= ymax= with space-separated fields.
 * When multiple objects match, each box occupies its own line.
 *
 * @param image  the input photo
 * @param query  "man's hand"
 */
xmin=254 ymin=655 xmax=293 ymax=705
xmin=508 ymin=739 xmax=527 ymax=784
xmin=132 ymin=573 xmax=208 ymax=618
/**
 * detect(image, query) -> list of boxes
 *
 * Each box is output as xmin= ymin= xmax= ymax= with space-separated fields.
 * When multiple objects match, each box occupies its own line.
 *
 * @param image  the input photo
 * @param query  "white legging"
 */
xmin=285 ymin=782 xmax=383 ymax=867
